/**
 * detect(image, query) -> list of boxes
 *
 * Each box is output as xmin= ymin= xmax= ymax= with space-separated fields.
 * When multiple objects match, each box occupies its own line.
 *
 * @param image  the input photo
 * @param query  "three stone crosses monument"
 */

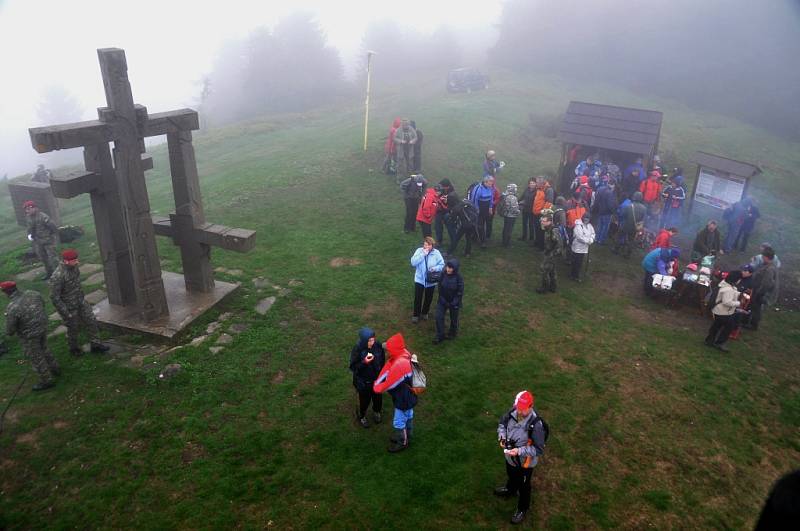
xmin=29 ymin=48 xmax=256 ymax=337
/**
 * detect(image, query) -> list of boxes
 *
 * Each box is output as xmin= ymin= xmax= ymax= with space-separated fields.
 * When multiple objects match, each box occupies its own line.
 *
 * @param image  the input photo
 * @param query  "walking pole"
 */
xmin=363 ymin=51 xmax=376 ymax=152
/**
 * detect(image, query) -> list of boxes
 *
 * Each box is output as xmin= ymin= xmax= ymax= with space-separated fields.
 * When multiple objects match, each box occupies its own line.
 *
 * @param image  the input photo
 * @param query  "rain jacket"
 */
xmin=710 ymin=280 xmax=741 ymax=316
xmin=416 ymin=188 xmax=440 ymax=225
xmin=384 ymin=118 xmax=401 ymax=155
xmin=532 ymin=185 xmax=554 ymax=215
xmin=410 ymin=247 xmax=444 ymax=288
xmin=642 ymin=248 xmax=679 ymax=275
xmin=471 ymin=182 xmax=495 ymax=209
xmin=571 ymin=219 xmax=595 ymax=254
xmin=349 ymin=328 xmax=386 ymax=392
xmin=651 ymin=229 xmax=673 ymax=250
xmin=373 ymin=333 xmax=417 ymax=411
xmin=437 ymin=259 xmax=464 ymax=308
xmin=639 ymin=176 xmax=661 ymax=203
xmin=497 ymin=408 xmax=546 ymax=468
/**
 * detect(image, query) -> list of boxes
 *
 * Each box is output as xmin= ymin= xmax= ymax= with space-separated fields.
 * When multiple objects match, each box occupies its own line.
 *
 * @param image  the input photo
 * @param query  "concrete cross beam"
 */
xmin=48 ymin=170 xmax=102 ymax=199
xmin=151 ymin=216 xmax=257 ymax=253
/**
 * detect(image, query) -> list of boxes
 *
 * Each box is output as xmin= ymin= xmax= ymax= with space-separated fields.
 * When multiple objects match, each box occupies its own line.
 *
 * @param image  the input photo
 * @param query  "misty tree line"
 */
xmin=490 ymin=0 xmax=800 ymax=140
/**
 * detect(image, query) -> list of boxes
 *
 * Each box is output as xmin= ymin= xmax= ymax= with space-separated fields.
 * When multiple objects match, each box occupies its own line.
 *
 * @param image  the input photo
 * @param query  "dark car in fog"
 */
xmin=446 ymin=68 xmax=490 ymax=93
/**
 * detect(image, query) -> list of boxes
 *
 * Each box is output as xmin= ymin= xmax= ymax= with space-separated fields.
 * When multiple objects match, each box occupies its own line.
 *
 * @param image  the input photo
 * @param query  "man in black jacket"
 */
xmin=447 ymin=193 xmax=479 ymax=257
xmin=433 ymin=259 xmax=464 ymax=344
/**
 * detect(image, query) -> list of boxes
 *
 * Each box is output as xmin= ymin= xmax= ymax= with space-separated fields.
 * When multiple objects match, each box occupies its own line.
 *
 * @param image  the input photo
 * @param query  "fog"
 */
xmin=1 ymin=0 xmax=798 ymax=178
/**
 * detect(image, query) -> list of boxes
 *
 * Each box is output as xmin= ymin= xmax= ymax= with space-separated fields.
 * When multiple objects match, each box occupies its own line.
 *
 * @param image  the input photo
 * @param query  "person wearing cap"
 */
xmin=495 ymin=390 xmax=547 ymax=525
xmin=49 ymin=249 xmax=109 ymax=356
xmin=433 ymin=258 xmax=463 ymax=344
xmin=2 ymin=280 xmax=60 ymax=391
xmin=642 ymin=247 xmax=680 ymax=296
xmin=570 ymin=212 xmax=595 ymax=282
xmin=349 ymin=328 xmax=385 ymax=428
xmin=613 ymin=192 xmax=647 ymax=258
xmin=400 ymin=173 xmax=427 ymax=233
xmin=394 ymin=119 xmax=418 ymax=178
xmin=705 ymin=272 xmax=744 ymax=352
xmin=498 ymin=183 xmax=521 ymax=247
xmin=373 ymin=333 xmax=418 ymax=453
xmin=537 ymin=209 xmax=563 ymax=294
xmin=23 ymin=200 xmax=59 ymax=280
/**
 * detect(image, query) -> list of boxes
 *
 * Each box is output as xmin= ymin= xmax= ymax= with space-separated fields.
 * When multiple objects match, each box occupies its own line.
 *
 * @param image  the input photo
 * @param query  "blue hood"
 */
xmin=357 ymin=327 xmax=375 ymax=349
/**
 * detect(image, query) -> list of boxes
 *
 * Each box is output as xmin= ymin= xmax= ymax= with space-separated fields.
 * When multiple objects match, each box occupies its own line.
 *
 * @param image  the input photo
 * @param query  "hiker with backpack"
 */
xmin=394 ymin=119 xmax=418 ymax=179
xmin=433 ymin=258 xmax=464 ymax=344
xmin=448 ymin=192 xmax=480 ymax=257
xmin=498 ymin=183 xmax=521 ymax=247
xmin=495 ymin=390 xmax=548 ymax=525
xmin=518 ymin=178 xmax=537 ymax=243
xmin=705 ymin=272 xmax=745 ymax=352
xmin=349 ymin=328 xmax=386 ymax=428
xmin=373 ymin=333 xmax=419 ymax=453
xmin=613 ymin=192 xmax=647 ymax=258
xmin=400 ymin=174 xmax=427 ymax=233
xmin=470 ymin=175 xmax=496 ymax=248
xmin=410 ymin=236 xmax=445 ymax=323
xmin=382 ymin=117 xmax=401 ymax=176
xmin=593 ymin=178 xmax=617 ymax=245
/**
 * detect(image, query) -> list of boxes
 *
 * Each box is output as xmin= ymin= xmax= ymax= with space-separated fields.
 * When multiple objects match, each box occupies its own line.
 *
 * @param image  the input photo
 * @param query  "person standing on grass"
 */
xmin=400 ymin=173 xmax=427 ymax=233
xmin=592 ymin=178 xmax=617 ymax=245
xmin=499 ymin=183 xmax=521 ymax=247
xmin=732 ymin=198 xmax=760 ymax=253
xmin=349 ymin=328 xmax=385 ymax=428
xmin=613 ymin=191 xmax=646 ymax=258
xmin=518 ymin=178 xmax=536 ymax=242
xmin=448 ymin=193 xmax=480 ymax=257
xmin=433 ymin=258 xmax=464 ymax=344
xmin=537 ymin=209 xmax=563 ymax=294
xmin=434 ymin=178 xmax=455 ymax=245
xmin=382 ymin=117 xmax=401 ymax=176
xmin=483 ymin=150 xmax=503 ymax=179
xmin=416 ymin=184 xmax=441 ymax=238
xmin=488 ymin=179 xmax=501 ymax=241
xmin=495 ymin=390 xmax=547 ymax=525
xmin=373 ymin=333 xmax=417 ymax=453
xmin=24 ymin=200 xmax=59 ymax=280
xmin=691 ymin=220 xmax=723 ymax=262
xmin=394 ymin=119 xmax=418 ymax=179
xmin=705 ymin=272 xmax=744 ymax=352
xmin=747 ymin=247 xmax=778 ymax=331
xmin=660 ymin=172 xmax=686 ymax=229
xmin=639 ymin=170 xmax=662 ymax=229
xmin=570 ymin=212 xmax=595 ymax=282
xmin=410 ymin=236 xmax=444 ymax=323
xmin=410 ymin=120 xmax=423 ymax=173
xmin=531 ymin=177 xmax=554 ymax=249
xmin=471 ymin=175 xmax=496 ymax=248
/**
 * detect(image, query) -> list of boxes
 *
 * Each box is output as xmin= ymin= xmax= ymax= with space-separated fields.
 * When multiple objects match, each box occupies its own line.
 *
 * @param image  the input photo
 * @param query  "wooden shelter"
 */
xmin=556 ymin=101 xmax=663 ymax=192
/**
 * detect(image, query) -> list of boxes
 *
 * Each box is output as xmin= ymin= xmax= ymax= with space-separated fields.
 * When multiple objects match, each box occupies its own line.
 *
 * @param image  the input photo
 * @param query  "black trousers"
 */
xmin=644 ymin=271 xmax=655 ymax=296
xmin=571 ymin=252 xmax=585 ymax=280
xmin=505 ymin=462 xmax=533 ymax=512
xmin=706 ymin=314 xmax=736 ymax=345
xmin=435 ymin=300 xmax=459 ymax=340
xmin=502 ymin=217 xmax=516 ymax=246
xmin=413 ymin=282 xmax=435 ymax=317
xmin=520 ymin=210 xmax=534 ymax=241
xmin=533 ymin=214 xmax=544 ymax=249
xmin=476 ymin=202 xmax=491 ymax=243
xmin=404 ymin=198 xmax=420 ymax=232
xmin=357 ymin=388 xmax=382 ymax=418
xmin=750 ymin=294 xmax=765 ymax=330
xmin=450 ymin=226 xmax=475 ymax=256
xmin=486 ymin=214 xmax=495 ymax=239
xmin=419 ymin=221 xmax=432 ymax=237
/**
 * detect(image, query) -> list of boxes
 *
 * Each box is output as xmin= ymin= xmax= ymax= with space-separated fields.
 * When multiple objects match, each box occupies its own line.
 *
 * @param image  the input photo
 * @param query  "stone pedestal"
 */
xmin=8 ymin=181 xmax=60 ymax=226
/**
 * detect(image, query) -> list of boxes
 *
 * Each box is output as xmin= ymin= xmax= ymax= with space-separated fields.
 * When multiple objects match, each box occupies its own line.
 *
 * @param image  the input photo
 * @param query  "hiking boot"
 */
xmin=373 ymin=411 xmax=382 ymax=424
xmin=494 ymin=486 xmax=514 ymax=498
xmin=715 ymin=344 xmax=731 ymax=353
xmin=388 ymin=429 xmax=408 ymax=453
xmin=90 ymin=341 xmax=110 ymax=353
xmin=358 ymin=416 xmax=369 ymax=428
xmin=411 ymin=316 xmax=419 ymax=324
xmin=32 ymin=381 xmax=55 ymax=392
xmin=70 ymin=348 xmax=83 ymax=357
xmin=510 ymin=511 xmax=526 ymax=525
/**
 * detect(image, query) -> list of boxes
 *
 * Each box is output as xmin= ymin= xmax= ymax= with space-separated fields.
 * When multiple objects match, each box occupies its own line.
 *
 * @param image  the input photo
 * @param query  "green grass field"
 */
xmin=1 ymin=70 xmax=798 ymax=529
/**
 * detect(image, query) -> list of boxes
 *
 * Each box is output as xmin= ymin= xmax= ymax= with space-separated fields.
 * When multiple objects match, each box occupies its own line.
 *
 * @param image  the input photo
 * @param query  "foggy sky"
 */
xmin=0 ymin=0 xmax=502 ymax=177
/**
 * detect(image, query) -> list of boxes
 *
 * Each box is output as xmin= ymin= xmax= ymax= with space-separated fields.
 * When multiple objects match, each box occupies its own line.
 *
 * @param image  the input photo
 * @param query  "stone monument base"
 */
xmin=94 ymin=271 xmax=239 ymax=338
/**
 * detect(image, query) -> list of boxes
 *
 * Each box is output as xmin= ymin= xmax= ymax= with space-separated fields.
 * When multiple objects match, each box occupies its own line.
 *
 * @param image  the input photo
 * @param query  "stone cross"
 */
xmin=29 ymin=48 xmax=255 ymax=324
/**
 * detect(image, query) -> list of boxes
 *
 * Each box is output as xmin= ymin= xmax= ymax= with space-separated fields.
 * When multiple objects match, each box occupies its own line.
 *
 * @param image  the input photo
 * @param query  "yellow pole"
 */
xmin=363 ymin=51 xmax=374 ymax=152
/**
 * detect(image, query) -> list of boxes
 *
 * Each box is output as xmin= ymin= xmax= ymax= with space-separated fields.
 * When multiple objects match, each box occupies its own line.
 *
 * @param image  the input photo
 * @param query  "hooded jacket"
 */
xmin=416 ymin=187 xmax=440 ymax=224
xmin=400 ymin=174 xmax=427 ymax=200
xmin=373 ymin=333 xmax=417 ymax=411
xmin=410 ymin=246 xmax=444 ymax=288
xmin=711 ymin=280 xmax=741 ymax=316
xmin=618 ymin=196 xmax=647 ymax=233
xmin=437 ymin=259 xmax=464 ymax=308
xmin=384 ymin=118 xmax=401 ymax=155
xmin=532 ymin=184 xmax=554 ymax=215
xmin=349 ymin=328 xmax=386 ymax=392
xmin=593 ymin=183 xmax=617 ymax=216
xmin=651 ymin=229 xmax=673 ymax=250
xmin=571 ymin=219 xmax=596 ymax=254
xmin=639 ymin=175 xmax=661 ymax=203
xmin=642 ymin=248 xmax=680 ymax=275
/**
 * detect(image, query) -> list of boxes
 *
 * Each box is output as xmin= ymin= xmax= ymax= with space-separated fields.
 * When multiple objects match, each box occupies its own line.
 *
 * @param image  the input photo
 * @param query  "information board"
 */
xmin=693 ymin=167 xmax=746 ymax=210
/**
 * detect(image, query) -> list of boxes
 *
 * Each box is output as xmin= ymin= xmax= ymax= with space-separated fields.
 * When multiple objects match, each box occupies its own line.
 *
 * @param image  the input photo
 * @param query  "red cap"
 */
xmin=62 ymin=249 xmax=79 ymax=261
xmin=0 ymin=281 xmax=17 ymax=292
xmin=515 ymin=390 xmax=534 ymax=409
xmin=23 ymin=200 xmax=36 ymax=208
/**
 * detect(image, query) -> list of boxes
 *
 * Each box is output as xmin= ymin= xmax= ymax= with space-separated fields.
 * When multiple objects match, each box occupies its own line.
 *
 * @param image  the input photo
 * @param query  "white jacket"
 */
xmin=571 ymin=220 xmax=595 ymax=254
xmin=711 ymin=280 xmax=741 ymax=316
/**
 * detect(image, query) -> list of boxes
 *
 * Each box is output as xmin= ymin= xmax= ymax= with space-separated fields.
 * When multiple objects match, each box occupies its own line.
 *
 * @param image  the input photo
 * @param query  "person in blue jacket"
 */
xmin=624 ymin=157 xmax=646 ymax=182
xmin=642 ymin=247 xmax=680 ymax=296
xmin=472 ymin=175 xmax=496 ymax=248
xmin=410 ymin=236 xmax=445 ymax=323
xmin=483 ymin=150 xmax=503 ymax=178
xmin=349 ymin=327 xmax=386 ymax=428
xmin=433 ymin=258 xmax=464 ymax=344
xmin=660 ymin=171 xmax=686 ymax=229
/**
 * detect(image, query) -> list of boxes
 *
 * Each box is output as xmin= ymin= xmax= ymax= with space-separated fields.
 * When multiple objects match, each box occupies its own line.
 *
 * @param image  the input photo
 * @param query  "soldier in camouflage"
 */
xmin=24 ymin=200 xmax=59 ymax=280
xmin=2 ymin=280 xmax=60 ymax=391
xmin=49 ymin=249 xmax=109 ymax=356
xmin=536 ymin=209 xmax=563 ymax=294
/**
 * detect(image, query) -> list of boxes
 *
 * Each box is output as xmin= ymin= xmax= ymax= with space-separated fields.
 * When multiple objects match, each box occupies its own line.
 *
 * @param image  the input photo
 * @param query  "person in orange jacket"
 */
xmin=639 ymin=170 xmax=662 ymax=228
xmin=531 ymin=178 xmax=554 ymax=250
xmin=416 ymin=186 xmax=441 ymax=237
xmin=373 ymin=333 xmax=418 ymax=452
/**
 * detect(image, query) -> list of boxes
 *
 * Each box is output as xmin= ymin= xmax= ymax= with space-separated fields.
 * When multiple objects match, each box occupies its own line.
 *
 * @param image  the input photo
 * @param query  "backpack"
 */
xmin=502 ymin=408 xmax=550 ymax=450
xmin=461 ymin=200 xmax=479 ymax=228
xmin=466 ymin=181 xmax=480 ymax=203
xmin=409 ymin=354 xmax=426 ymax=395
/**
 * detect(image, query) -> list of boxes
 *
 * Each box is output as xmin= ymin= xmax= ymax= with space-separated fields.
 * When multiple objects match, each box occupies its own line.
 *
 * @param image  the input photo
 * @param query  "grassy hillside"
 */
xmin=0 ymin=70 xmax=798 ymax=529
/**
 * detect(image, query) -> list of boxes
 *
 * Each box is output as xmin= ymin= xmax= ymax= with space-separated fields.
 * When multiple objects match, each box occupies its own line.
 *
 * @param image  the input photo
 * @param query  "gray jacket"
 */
xmin=497 ymin=408 xmax=546 ymax=468
xmin=400 ymin=175 xmax=427 ymax=200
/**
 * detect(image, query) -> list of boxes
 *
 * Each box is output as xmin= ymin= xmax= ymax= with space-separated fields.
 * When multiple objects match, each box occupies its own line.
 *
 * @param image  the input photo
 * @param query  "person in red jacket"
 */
xmin=373 ymin=333 xmax=418 ymax=452
xmin=651 ymin=227 xmax=678 ymax=250
xmin=382 ymin=117 xmax=402 ymax=175
xmin=639 ymin=170 xmax=662 ymax=229
xmin=416 ymin=186 xmax=441 ymax=237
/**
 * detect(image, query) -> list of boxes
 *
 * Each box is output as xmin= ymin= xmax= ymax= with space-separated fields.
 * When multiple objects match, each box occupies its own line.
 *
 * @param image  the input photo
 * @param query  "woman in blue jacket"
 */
xmin=410 ymin=236 xmax=445 ymax=323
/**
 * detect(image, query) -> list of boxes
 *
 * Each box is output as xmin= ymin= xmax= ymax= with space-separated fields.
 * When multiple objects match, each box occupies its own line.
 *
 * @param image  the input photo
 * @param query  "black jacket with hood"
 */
xmin=437 ymin=259 xmax=464 ymax=308
xmin=349 ymin=327 xmax=386 ymax=392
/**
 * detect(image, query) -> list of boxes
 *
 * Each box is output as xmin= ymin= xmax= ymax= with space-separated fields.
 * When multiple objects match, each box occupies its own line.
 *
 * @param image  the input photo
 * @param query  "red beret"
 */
xmin=23 ymin=200 xmax=36 ymax=208
xmin=62 ymin=249 xmax=79 ymax=261
xmin=0 ymin=281 xmax=17 ymax=292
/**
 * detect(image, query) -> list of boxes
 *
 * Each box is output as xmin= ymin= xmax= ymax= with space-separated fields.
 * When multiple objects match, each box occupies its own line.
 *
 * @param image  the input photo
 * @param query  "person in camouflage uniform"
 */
xmin=2 ymin=280 xmax=60 ymax=391
xmin=537 ymin=209 xmax=563 ymax=294
xmin=24 ymin=200 xmax=59 ymax=279
xmin=49 ymin=249 xmax=109 ymax=356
